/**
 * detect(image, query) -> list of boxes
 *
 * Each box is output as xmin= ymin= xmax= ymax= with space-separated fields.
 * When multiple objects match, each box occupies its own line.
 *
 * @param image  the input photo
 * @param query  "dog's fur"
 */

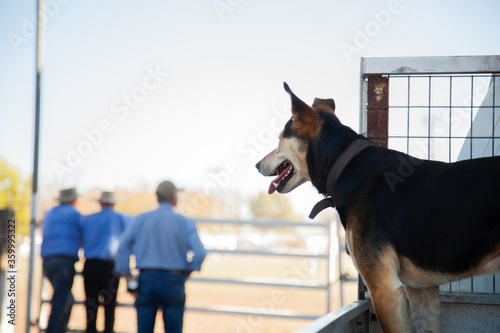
xmin=256 ymin=83 xmax=500 ymax=333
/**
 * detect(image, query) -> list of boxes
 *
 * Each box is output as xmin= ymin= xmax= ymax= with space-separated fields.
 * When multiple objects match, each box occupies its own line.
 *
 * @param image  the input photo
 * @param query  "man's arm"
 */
xmin=114 ymin=217 xmax=137 ymax=275
xmin=78 ymin=212 xmax=85 ymax=250
xmin=185 ymin=218 xmax=207 ymax=272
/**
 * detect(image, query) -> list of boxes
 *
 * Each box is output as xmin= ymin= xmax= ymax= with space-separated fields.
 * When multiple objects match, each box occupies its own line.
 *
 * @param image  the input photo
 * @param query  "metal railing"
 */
xmin=295 ymin=300 xmax=371 ymax=333
xmin=187 ymin=218 xmax=333 ymax=320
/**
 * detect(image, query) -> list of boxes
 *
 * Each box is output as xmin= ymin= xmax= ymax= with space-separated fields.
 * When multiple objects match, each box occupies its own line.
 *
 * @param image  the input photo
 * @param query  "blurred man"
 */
xmin=41 ymin=187 xmax=82 ymax=333
xmin=82 ymin=191 xmax=128 ymax=333
xmin=115 ymin=180 xmax=207 ymax=333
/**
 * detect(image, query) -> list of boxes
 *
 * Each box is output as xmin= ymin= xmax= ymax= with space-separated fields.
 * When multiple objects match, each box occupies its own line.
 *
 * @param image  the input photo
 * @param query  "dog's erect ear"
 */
xmin=283 ymin=82 xmax=319 ymax=138
xmin=312 ymin=98 xmax=335 ymax=115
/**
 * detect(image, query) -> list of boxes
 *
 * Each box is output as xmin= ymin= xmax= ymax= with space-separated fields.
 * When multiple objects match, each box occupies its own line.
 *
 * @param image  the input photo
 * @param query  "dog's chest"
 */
xmin=345 ymin=230 xmax=359 ymax=269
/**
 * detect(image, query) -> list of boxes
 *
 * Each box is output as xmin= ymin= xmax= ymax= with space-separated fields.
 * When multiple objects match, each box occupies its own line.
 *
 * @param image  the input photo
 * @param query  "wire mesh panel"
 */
xmin=387 ymin=74 xmax=499 ymax=294
xmin=387 ymin=74 xmax=499 ymax=163
xmin=360 ymin=56 xmax=500 ymax=297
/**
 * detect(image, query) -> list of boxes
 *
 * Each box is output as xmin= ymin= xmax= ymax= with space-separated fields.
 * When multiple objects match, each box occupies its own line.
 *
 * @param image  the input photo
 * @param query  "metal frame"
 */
xmin=360 ymin=55 xmax=500 ymax=76
xmin=294 ymin=300 xmax=370 ymax=333
xmin=38 ymin=218 xmax=332 ymax=332
xmin=360 ymin=55 xmax=500 ymax=135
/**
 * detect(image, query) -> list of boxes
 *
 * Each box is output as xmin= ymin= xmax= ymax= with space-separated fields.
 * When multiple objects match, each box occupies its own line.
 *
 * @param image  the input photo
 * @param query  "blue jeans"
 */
xmin=43 ymin=257 xmax=76 ymax=333
xmin=135 ymin=270 xmax=186 ymax=333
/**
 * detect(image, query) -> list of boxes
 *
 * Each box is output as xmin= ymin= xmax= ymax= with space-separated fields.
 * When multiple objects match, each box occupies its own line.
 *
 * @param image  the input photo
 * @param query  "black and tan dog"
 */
xmin=256 ymin=83 xmax=500 ymax=332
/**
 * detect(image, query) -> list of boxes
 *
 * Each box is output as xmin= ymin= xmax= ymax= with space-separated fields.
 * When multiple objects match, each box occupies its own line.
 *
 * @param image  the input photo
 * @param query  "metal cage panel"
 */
xmin=361 ymin=57 xmax=500 ymax=296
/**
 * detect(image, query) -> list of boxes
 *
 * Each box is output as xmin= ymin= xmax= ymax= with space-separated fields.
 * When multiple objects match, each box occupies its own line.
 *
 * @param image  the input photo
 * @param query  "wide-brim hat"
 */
xmin=99 ymin=191 xmax=116 ymax=204
xmin=58 ymin=187 xmax=78 ymax=203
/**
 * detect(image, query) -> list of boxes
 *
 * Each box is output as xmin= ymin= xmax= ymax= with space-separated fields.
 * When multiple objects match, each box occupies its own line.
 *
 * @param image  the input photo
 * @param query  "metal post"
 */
xmin=26 ymin=0 xmax=44 ymax=332
xmin=359 ymin=74 xmax=389 ymax=302
xmin=366 ymin=75 xmax=389 ymax=148
xmin=359 ymin=57 xmax=368 ymax=135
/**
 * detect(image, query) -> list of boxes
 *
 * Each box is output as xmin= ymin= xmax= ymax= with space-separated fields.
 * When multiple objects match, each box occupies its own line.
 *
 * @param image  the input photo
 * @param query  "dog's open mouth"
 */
xmin=268 ymin=160 xmax=294 ymax=194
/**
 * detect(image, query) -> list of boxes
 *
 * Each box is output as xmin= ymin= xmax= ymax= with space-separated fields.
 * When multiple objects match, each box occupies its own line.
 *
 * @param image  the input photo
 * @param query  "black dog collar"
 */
xmin=309 ymin=139 xmax=374 ymax=219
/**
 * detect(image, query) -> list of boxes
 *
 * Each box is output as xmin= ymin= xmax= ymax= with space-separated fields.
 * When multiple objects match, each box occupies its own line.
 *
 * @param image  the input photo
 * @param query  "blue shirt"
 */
xmin=82 ymin=207 xmax=128 ymax=260
xmin=115 ymin=203 xmax=207 ymax=274
xmin=41 ymin=204 xmax=83 ymax=260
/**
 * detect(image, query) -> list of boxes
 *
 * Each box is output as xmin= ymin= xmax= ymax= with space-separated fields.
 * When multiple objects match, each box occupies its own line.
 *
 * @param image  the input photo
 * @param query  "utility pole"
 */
xmin=26 ymin=1 xmax=44 ymax=332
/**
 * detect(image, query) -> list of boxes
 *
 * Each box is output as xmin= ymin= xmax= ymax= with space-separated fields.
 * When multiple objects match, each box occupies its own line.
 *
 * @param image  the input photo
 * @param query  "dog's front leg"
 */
xmin=366 ymin=277 xmax=411 ymax=333
xmin=347 ymin=235 xmax=411 ymax=332
xmin=404 ymin=285 xmax=440 ymax=333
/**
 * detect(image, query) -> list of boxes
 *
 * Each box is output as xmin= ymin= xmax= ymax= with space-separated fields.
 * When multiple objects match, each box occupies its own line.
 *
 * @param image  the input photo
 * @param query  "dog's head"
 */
xmin=256 ymin=82 xmax=337 ymax=195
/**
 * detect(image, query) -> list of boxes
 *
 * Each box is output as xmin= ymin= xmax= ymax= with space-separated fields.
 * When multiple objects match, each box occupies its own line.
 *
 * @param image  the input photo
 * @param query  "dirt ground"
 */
xmin=13 ymin=254 xmax=358 ymax=333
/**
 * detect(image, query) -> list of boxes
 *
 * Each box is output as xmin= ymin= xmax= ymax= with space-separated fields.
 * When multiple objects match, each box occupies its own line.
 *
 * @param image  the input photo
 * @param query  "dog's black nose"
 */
xmin=255 ymin=162 xmax=260 ymax=170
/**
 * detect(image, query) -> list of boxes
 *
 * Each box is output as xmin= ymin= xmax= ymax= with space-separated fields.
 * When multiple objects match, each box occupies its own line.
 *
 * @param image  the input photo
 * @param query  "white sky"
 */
xmin=1 ymin=0 xmax=500 ymax=218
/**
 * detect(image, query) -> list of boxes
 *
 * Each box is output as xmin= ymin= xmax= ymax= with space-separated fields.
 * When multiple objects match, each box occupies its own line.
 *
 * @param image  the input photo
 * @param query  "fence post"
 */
xmin=367 ymin=75 xmax=389 ymax=148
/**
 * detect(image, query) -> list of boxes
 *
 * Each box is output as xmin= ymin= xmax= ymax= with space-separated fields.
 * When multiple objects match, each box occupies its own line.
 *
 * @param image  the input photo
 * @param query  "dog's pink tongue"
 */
xmin=268 ymin=182 xmax=277 ymax=195
xmin=268 ymin=165 xmax=291 ymax=195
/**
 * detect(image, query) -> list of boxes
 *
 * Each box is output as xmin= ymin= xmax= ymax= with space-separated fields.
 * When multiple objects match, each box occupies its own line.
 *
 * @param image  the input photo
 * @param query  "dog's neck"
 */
xmin=308 ymin=114 xmax=364 ymax=193
xmin=309 ymin=138 xmax=373 ymax=219
xmin=324 ymin=139 xmax=374 ymax=195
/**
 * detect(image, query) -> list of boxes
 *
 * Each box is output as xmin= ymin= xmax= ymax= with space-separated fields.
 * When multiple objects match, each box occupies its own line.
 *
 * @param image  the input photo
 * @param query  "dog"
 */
xmin=256 ymin=83 xmax=500 ymax=332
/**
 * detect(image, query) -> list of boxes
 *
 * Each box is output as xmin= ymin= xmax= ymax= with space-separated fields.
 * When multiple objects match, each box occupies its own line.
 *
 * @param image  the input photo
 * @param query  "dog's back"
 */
xmin=353 ymin=153 xmax=500 ymax=276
